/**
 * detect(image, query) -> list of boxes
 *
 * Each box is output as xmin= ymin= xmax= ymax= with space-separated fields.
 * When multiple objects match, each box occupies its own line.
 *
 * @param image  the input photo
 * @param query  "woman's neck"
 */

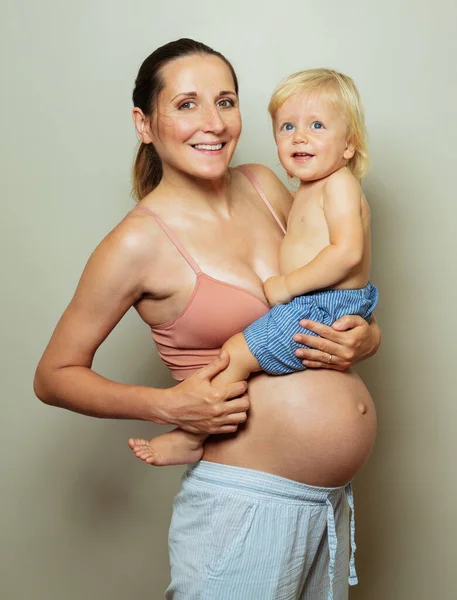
xmin=156 ymin=165 xmax=234 ymax=217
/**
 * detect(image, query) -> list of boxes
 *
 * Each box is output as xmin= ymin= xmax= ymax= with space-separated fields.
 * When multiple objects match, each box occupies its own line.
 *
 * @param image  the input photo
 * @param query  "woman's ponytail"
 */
xmin=132 ymin=142 xmax=163 ymax=201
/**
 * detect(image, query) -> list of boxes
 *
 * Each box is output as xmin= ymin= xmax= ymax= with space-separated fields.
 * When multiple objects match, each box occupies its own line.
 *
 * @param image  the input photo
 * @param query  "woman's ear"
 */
xmin=132 ymin=108 xmax=154 ymax=144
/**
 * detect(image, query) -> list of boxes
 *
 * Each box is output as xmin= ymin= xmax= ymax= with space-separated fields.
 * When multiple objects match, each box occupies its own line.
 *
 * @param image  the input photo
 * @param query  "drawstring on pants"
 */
xmin=346 ymin=484 xmax=358 ymax=586
xmin=325 ymin=484 xmax=358 ymax=600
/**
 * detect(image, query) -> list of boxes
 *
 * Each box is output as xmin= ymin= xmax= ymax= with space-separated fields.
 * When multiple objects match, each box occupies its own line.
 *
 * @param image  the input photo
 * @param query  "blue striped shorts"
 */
xmin=243 ymin=282 xmax=379 ymax=374
xmin=166 ymin=461 xmax=357 ymax=600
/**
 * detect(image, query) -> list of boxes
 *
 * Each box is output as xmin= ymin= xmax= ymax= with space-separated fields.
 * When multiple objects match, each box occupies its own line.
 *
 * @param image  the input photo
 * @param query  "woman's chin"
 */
xmin=193 ymin=163 xmax=231 ymax=181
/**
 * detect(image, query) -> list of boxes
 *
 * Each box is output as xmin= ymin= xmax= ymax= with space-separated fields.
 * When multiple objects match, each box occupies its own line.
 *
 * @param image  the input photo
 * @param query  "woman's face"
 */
xmin=147 ymin=54 xmax=242 ymax=182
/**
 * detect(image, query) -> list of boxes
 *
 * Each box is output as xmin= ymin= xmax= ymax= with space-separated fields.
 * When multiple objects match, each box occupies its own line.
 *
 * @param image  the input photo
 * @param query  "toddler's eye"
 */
xmin=311 ymin=121 xmax=324 ymax=129
xmin=179 ymin=101 xmax=196 ymax=110
xmin=282 ymin=123 xmax=294 ymax=131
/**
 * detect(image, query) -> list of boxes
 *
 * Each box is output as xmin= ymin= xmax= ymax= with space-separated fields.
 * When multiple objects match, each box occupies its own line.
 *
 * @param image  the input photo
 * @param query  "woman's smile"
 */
xmin=191 ymin=141 xmax=227 ymax=155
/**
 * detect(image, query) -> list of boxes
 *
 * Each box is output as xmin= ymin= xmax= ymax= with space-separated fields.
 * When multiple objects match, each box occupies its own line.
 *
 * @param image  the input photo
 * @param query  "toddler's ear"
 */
xmin=343 ymin=140 xmax=356 ymax=160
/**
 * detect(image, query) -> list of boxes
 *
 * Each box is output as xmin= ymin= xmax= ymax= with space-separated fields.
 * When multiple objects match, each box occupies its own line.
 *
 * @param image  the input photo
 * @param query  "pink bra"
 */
xmin=134 ymin=166 xmax=286 ymax=380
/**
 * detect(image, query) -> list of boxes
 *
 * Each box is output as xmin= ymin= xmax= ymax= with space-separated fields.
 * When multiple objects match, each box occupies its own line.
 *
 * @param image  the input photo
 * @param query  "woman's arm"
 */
xmin=34 ymin=218 xmax=249 ymax=434
xmin=293 ymin=314 xmax=381 ymax=371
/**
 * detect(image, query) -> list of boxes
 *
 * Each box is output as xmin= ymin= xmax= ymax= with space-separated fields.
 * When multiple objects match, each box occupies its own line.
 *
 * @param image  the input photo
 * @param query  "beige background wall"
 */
xmin=2 ymin=0 xmax=455 ymax=598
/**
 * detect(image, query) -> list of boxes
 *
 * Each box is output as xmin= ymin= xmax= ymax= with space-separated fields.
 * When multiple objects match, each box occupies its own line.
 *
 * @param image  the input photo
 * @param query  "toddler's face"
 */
xmin=274 ymin=91 xmax=355 ymax=183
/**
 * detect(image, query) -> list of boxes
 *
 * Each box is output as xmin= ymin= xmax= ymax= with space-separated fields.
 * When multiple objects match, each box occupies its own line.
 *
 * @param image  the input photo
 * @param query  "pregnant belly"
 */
xmin=203 ymin=369 xmax=377 ymax=487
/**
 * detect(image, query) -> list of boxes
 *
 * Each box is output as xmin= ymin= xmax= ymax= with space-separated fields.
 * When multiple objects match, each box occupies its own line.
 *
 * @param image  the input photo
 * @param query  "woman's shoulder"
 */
xmin=91 ymin=205 xmax=165 ymax=272
xmin=236 ymin=162 xmax=281 ymax=185
xmin=235 ymin=163 xmax=293 ymax=221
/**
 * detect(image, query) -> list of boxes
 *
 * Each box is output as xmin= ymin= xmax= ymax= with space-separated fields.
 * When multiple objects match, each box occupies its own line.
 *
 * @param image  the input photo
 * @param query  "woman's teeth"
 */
xmin=194 ymin=143 xmax=223 ymax=150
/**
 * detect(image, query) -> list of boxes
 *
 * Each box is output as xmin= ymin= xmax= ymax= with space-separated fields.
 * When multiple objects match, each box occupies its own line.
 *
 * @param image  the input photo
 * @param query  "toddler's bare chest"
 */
xmin=286 ymin=195 xmax=328 ymax=242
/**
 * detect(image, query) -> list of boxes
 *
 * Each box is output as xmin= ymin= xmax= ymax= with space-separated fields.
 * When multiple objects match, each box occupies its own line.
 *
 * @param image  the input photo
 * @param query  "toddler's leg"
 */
xmin=128 ymin=430 xmax=206 ymax=466
xmin=211 ymin=332 xmax=261 ymax=389
xmin=128 ymin=333 xmax=260 ymax=467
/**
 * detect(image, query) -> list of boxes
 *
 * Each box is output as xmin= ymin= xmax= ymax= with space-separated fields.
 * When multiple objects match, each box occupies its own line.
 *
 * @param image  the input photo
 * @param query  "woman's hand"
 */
xmin=160 ymin=352 xmax=250 ymax=434
xmin=293 ymin=315 xmax=381 ymax=371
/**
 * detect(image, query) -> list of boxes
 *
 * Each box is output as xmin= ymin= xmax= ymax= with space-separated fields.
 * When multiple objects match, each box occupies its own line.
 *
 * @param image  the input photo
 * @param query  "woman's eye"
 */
xmin=179 ymin=101 xmax=196 ymax=110
xmin=311 ymin=121 xmax=324 ymax=130
xmin=217 ymin=98 xmax=234 ymax=108
xmin=282 ymin=123 xmax=294 ymax=131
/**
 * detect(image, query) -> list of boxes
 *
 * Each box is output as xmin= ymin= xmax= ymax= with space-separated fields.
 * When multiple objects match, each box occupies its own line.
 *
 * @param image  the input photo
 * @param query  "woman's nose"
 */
xmin=201 ymin=105 xmax=225 ymax=134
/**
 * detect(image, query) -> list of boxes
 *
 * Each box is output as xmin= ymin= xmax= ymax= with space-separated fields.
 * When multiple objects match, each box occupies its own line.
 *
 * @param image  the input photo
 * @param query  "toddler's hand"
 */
xmin=264 ymin=276 xmax=292 ymax=306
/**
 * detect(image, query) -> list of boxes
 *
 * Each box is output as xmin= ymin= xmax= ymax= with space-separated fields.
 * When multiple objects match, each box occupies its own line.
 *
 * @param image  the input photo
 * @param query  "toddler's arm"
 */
xmin=265 ymin=169 xmax=365 ymax=304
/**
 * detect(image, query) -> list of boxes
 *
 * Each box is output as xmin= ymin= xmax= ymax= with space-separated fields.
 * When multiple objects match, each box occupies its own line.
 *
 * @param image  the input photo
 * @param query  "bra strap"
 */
xmin=132 ymin=205 xmax=201 ymax=274
xmin=236 ymin=166 xmax=286 ymax=234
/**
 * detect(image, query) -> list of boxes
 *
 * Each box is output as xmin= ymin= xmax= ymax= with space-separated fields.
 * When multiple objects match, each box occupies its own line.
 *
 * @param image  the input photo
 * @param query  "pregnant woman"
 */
xmin=34 ymin=39 xmax=380 ymax=600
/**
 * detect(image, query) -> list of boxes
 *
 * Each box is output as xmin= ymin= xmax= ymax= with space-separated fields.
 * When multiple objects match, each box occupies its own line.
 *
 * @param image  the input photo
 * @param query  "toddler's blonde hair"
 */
xmin=269 ymin=68 xmax=369 ymax=181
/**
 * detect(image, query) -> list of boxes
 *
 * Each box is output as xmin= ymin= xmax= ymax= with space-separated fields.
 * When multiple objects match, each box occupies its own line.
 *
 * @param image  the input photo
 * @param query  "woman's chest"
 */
xmin=200 ymin=223 xmax=281 ymax=287
xmin=140 ymin=217 xmax=282 ymax=327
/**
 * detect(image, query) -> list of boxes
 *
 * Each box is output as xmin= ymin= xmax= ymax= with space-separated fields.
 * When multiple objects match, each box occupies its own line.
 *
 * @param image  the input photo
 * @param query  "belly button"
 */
xmin=357 ymin=403 xmax=367 ymax=415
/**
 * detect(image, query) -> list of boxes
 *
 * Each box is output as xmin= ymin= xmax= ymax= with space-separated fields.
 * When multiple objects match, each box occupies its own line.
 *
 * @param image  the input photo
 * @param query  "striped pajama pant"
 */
xmin=243 ymin=282 xmax=379 ymax=375
xmin=166 ymin=461 xmax=357 ymax=600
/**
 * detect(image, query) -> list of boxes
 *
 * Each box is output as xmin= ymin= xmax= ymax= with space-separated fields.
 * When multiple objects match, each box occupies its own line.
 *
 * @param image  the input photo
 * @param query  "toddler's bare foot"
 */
xmin=128 ymin=428 xmax=205 ymax=466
